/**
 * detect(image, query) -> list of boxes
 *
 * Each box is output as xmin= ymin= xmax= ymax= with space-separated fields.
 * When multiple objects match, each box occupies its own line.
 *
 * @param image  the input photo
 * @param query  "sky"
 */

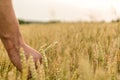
xmin=13 ymin=0 xmax=120 ymax=22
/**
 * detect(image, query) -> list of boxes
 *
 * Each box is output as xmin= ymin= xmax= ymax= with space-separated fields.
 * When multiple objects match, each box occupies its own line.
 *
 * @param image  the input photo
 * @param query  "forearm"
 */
xmin=0 ymin=0 xmax=24 ymax=71
xmin=0 ymin=0 xmax=24 ymax=50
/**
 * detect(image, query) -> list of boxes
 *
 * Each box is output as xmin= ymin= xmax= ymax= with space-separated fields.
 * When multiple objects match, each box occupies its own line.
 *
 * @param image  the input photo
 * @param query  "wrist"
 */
xmin=1 ymin=34 xmax=25 ymax=51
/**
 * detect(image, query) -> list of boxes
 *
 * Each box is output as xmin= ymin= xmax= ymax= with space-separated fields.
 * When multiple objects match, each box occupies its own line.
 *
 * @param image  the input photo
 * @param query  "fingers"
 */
xmin=22 ymin=44 xmax=42 ymax=63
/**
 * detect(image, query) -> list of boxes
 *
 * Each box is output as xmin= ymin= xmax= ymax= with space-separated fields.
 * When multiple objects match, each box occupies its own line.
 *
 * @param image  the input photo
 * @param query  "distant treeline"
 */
xmin=18 ymin=19 xmax=30 ymax=24
xmin=18 ymin=19 xmax=120 ymax=24
xmin=18 ymin=19 xmax=61 ymax=24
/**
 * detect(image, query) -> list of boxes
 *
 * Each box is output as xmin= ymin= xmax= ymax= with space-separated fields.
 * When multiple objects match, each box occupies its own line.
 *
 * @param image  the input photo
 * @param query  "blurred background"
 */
xmin=13 ymin=0 xmax=120 ymax=22
xmin=0 ymin=1 xmax=119 ymax=80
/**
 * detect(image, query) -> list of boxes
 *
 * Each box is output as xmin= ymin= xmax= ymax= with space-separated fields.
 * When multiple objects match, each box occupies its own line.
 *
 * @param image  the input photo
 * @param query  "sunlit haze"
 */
xmin=13 ymin=0 xmax=120 ymax=22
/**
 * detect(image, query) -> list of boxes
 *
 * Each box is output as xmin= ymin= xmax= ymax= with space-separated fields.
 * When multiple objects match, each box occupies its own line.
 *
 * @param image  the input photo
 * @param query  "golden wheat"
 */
xmin=0 ymin=22 xmax=120 ymax=80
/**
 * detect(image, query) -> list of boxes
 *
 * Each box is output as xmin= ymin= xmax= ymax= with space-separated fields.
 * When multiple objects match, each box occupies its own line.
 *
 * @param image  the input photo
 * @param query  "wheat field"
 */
xmin=0 ymin=22 xmax=120 ymax=80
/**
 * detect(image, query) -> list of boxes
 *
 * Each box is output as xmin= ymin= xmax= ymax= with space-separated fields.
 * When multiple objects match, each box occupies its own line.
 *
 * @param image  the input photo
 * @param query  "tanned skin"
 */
xmin=0 ymin=0 xmax=42 ymax=72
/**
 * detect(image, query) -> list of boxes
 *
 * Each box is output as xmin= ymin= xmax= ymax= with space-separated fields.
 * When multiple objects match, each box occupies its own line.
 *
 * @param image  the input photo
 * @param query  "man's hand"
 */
xmin=22 ymin=44 xmax=42 ymax=65
xmin=1 ymin=37 xmax=42 ymax=72
xmin=0 ymin=0 xmax=42 ymax=72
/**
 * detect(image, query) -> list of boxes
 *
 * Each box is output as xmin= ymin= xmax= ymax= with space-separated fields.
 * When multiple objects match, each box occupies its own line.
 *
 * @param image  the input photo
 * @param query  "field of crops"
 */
xmin=0 ymin=22 xmax=120 ymax=80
